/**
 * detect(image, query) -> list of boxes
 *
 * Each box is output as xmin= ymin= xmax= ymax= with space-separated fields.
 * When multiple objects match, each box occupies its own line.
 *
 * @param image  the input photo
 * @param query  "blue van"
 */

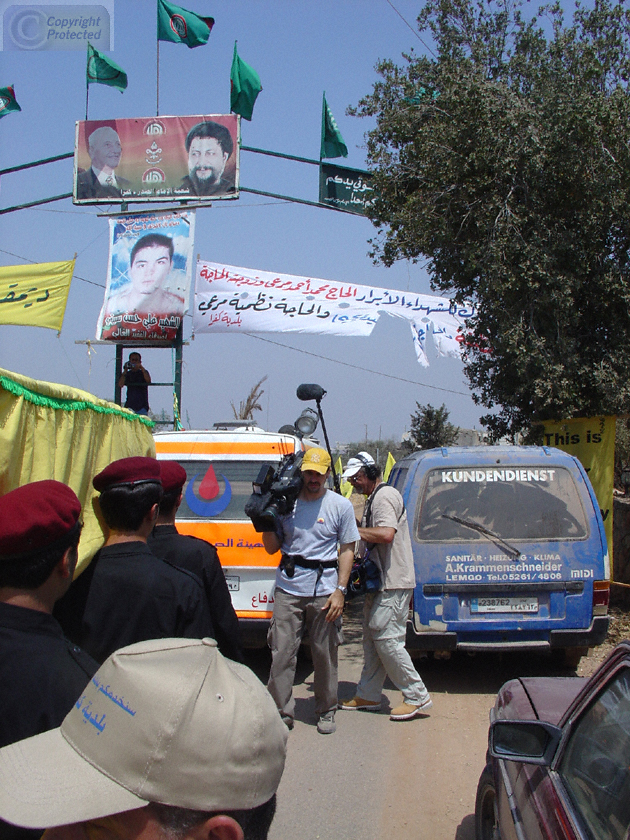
xmin=390 ymin=446 xmax=610 ymax=664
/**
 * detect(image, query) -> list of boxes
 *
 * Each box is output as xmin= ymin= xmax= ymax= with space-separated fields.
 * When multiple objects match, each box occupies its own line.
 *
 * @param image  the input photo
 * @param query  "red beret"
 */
xmin=0 ymin=480 xmax=81 ymax=558
xmin=159 ymin=461 xmax=187 ymax=494
xmin=93 ymin=457 xmax=161 ymax=492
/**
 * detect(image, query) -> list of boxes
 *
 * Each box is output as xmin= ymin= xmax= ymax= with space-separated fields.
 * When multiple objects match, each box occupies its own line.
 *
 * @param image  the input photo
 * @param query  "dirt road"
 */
xmin=243 ymin=599 xmax=595 ymax=840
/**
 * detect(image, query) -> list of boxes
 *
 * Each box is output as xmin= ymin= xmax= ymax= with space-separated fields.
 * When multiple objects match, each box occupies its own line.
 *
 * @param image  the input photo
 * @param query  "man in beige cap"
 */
xmin=0 ymin=638 xmax=288 ymax=840
xmin=261 ymin=447 xmax=359 ymax=735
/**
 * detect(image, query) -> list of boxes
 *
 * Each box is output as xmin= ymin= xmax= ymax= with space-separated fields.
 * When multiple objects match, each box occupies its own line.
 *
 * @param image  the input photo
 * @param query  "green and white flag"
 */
xmin=230 ymin=42 xmax=262 ymax=121
xmin=0 ymin=85 xmax=21 ymax=120
xmin=320 ymin=92 xmax=347 ymax=159
xmin=157 ymin=0 xmax=214 ymax=48
xmin=87 ymin=43 xmax=127 ymax=92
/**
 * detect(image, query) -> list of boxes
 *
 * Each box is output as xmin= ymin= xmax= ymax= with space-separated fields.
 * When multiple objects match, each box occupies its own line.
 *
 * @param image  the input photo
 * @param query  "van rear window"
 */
xmin=415 ymin=465 xmax=589 ymax=542
xmin=175 ymin=460 xmax=269 ymax=521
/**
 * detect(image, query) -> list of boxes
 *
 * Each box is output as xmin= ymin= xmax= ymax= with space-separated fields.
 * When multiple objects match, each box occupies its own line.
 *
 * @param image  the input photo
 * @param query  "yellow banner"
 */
xmin=334 ymin=456 xmax=354 ymax=498
xmin=0 ymin=367 xmax=155 ymax=575
xmin=0 ymin=259 xmax=75 ymax=331
xmin=542 ymin=417 xmax=615 ymax=573
xmin=384 ymin=451 xmax=396 ymax=481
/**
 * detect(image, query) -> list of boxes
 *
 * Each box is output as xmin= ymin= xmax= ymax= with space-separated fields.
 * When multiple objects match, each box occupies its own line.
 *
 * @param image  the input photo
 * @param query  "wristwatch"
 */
xmin=336 ymin=585 xmax=348 ymax=595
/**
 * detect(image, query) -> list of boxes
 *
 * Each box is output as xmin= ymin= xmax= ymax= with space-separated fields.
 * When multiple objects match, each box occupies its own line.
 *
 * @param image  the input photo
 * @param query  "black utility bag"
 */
xmin=346 ymin=484 xmax=395 ymax=600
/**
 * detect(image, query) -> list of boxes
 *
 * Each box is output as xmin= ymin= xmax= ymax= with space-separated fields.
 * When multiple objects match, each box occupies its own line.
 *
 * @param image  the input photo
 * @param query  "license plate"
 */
xmin=224 ymin=575 xmax=240 ymax=592
xmin=471 ymin=596 xmax=538 ymax=614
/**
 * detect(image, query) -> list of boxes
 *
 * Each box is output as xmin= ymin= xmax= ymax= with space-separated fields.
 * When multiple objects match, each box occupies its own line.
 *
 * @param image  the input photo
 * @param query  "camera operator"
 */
xmin=261 ymin=447 xmax=359 ymax=735
xmin=118 ymin=352 xmax=151 ymax=415
xmin=339 ymin=452 xmax=432 ymax=721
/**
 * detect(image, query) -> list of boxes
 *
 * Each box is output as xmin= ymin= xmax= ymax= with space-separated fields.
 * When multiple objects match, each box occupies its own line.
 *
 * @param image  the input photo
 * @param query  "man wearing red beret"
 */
xmin=148 ymin=461 xmax=243 ymax=663
xmin=0 ymin=480 xmax=98 ymax=839
xmin=55 ymin=457 xmax=212 ymax=663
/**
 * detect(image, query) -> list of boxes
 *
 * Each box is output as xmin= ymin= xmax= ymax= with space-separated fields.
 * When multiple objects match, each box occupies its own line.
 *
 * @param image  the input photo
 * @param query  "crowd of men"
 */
xmin=0 ymin=447 xmax=430 ymax=839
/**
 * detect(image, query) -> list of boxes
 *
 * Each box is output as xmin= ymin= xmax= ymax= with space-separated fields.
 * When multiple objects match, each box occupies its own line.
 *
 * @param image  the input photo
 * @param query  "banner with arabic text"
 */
xmin=97 ymin=209 xmax=195 ymax=342
xmin=194 ymin=261 xmax=474 ymax=367
xmin=319 ymin=163 xmax=375 ymax=215
xmin=0 ymin=259 xmax=75 ymax=331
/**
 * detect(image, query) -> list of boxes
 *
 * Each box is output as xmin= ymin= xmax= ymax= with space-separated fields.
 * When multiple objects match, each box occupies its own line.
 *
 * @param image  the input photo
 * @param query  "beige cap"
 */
xmin=0 ymin=638 xmax=288 ymax=830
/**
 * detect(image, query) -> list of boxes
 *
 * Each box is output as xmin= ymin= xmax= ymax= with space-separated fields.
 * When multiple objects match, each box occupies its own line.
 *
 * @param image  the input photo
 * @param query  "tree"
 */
xmin=352 ymin=0 xmax=630 ymax=439
xmin=231 ymin=376 xmax=267 ymax=421
xmin=409 ymin=402 xmax=459 ymax=449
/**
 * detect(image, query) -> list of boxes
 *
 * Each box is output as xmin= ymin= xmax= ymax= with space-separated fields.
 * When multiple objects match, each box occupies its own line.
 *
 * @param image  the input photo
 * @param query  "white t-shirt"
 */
xmin=275 ymin=489 xmax=359 ymax=597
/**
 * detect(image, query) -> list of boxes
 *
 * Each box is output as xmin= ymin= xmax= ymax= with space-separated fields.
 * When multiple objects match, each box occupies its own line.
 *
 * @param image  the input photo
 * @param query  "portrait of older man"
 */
xmin=76 ymin=125 xmax=130 ymax=200
xmin=180 ymin=120 xmax=236 ymax=197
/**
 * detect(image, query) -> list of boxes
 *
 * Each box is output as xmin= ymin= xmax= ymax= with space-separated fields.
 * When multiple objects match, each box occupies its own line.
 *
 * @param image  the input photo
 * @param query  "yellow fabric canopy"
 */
xmin=0 ymin=367 xmax=155 ymax=575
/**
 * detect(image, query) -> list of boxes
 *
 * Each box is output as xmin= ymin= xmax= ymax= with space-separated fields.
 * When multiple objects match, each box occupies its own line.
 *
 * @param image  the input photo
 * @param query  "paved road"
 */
xmin=243 ymin=599 xmax=582 ymax=840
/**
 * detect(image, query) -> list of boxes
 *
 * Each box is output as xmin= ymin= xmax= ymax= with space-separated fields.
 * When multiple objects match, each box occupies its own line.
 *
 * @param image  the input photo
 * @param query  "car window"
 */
xmin=558 ymin=667 xmax=630 ymax=840
xmin=389 ymin=466 xmax=409 ymax=492
xmin=415 ymin=465 xmax=588 ymax=542
xmin=175 ymin=459 xmax=275 ymax=521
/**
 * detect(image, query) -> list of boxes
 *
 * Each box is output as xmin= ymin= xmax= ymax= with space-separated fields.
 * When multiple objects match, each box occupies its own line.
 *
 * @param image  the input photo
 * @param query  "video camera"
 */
xmin=244 ymin=451 xmax=304 ymax=532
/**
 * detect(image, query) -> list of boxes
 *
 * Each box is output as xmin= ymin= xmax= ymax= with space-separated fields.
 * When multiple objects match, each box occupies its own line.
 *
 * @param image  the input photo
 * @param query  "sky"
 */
xmin=0 ymin=0 xmax=485 ymax=447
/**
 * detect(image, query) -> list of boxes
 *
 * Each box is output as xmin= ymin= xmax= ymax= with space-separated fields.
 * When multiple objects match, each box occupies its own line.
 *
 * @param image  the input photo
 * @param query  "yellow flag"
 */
xmin=383 ymin=451 xmax=396 ymax=481
xmin=542 ymin=417 xmax=615 ymax=575
xmin=0 ymin=259 xmax=75 ymax=331
xmin=335 ymin=455 xmax=354 ymax=498
xmin=0 ymin=366 xmax=155 ymax=575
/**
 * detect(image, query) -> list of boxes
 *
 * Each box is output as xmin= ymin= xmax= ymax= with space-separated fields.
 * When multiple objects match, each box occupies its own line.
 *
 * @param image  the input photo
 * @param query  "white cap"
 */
xmin=342 ymin=451 xmax=375 ymax=479
xmin=0 ymin=638 xmax=288 ymax=829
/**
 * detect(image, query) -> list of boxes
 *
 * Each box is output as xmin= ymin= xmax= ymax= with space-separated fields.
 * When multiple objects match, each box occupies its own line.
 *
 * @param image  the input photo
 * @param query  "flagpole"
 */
xmin=85 ymin=83 xmax=90 ymax=121
xmin=156 ymin=39 xmax=160 ymax=116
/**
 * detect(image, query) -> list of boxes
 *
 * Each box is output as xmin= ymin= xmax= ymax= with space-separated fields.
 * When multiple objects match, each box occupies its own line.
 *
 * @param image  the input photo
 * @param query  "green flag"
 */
xmin=157 ymin=0 xmax=214 ymax=48
xmin=86 ymin=43 xmax=127 ymax=92
xmin=230 ymin=42 xmax=262 ymax=121
xmin=0 ymin=85 xmax=21 ymax=120
xmin=320 ymin=93 xmax=348 ymax=159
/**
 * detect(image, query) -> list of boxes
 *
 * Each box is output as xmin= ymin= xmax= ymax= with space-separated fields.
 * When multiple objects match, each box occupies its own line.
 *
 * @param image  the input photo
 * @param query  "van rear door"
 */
xmin=399 ymin=447 xmax=609 ymax=655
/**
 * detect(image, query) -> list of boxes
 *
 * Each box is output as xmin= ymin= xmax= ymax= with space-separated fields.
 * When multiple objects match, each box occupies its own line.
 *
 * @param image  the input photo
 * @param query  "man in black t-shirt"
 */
xmin=118 ymin=352 xmax=150 ymax=415
xmin=0 ymin=480 xmax=97 ymax=840
xmin=56 ymin=457 xmax=212 ymax=664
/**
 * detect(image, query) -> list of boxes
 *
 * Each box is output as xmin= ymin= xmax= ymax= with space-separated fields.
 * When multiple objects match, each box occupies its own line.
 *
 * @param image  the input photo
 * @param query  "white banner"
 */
xmin=194 ymin=261 xmax=474 ymax=366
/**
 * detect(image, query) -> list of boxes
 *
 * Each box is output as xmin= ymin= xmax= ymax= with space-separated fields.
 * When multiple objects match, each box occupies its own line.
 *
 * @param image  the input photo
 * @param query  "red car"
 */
xmin=475 ymin=640 xmax=630 ymax=840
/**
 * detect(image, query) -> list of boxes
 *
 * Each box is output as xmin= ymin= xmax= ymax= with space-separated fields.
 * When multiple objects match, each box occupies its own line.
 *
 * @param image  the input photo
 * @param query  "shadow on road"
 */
xmin=243 ymin=595 xmax=583 ymax=702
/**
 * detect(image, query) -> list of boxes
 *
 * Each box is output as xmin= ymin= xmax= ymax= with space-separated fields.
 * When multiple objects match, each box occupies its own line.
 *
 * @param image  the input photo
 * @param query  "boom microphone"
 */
xmin=296 ymin=384 xmax=326 ymax=402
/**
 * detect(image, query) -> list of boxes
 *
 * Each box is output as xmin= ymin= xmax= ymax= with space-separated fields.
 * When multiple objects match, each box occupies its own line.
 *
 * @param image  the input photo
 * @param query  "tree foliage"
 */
xmin=409 ymin=402 xmax=460 ymax=449
xmin=352 ymin=0 xmax=630 ymax=438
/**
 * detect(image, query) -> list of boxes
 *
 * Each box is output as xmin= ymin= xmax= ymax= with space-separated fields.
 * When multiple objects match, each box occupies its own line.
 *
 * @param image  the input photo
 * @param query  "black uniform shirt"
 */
xmin=55 ymin=541 xmax=213 ymax=664
xmin=149 ymin=525 xmax=244 ymax=662
xmin=0 ymin=601 xmax=97 ymax=748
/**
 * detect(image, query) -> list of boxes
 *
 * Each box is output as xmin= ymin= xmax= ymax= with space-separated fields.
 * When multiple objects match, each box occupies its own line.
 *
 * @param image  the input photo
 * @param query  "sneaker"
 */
xmin=390 ymin=696 xmax=433 ymax=721
xmin=339 ymin=696 xmax=382 ymax=711
xmin=317 ymin=711 xmax=336 ymax=734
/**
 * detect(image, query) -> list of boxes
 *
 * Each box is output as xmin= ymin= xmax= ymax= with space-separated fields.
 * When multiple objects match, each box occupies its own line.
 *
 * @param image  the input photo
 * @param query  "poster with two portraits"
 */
xmin=82 ymin=114 xmax=239 ymax=343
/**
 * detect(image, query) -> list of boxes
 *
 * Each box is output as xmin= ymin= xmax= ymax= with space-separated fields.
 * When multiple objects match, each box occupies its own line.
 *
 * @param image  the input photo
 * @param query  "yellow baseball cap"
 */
xmin=301 ymin=447 xmax=331 ymax=475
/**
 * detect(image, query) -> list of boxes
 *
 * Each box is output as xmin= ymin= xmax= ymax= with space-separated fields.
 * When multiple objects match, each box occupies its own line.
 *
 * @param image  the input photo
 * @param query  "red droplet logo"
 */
xmin=198 ymin=464 xmax=220 ymax=500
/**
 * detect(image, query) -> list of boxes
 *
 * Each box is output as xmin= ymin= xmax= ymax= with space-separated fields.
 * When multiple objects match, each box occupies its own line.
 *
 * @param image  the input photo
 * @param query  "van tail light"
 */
xmin=593 ymin=580 xmax=610 ymax=616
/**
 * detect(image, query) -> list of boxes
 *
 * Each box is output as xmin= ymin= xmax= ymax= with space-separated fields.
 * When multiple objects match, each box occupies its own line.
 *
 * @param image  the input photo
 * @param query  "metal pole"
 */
xmin=315 ymin=398 xmax=341 ymax=495
xmin=174 ymin=326 xmax=183 ymax=419
xmin=114 ymin=344 xmax=123 ymax=405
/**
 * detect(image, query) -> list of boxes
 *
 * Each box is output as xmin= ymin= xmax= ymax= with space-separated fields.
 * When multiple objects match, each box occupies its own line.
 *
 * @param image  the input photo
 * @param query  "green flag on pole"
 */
xmin=157 ymin=0 xmax=214 ymax=48
xmin=0 ymin=85 xmax=21 ymax=120
xmin=86 ymin=43 xmax=128 ymax=92
xmin=320 ymin=93 xmax=348 ymax=159
xmin=230 ymin=42 xmax=262 ymax=121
